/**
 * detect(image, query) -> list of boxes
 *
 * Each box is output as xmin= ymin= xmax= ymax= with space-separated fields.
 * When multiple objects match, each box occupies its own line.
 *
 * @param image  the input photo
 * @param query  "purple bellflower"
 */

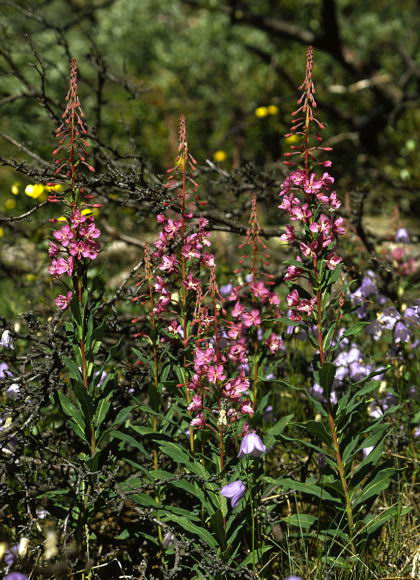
xmin=0 ymin=363 xmax=13 ymax=379
xmin=238 ymin=433 xmax=266 ymax=457
xmin=220 ymin=480 xmax=246 ymax=508
xmin=395 ymin=227 xmax=410 ymax=243
xmin=0 ymin=330 xmax=14 ymax=350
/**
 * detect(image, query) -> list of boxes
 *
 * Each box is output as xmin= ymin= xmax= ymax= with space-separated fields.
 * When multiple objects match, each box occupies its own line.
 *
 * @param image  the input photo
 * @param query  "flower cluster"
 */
xmin=222 ymin=195 xmax=284 ymax=358
xmin=150 ymin=214 xmax=213 ymax=315
xmin=48 ymin=209 xmax=101 ymax=309
xmin=279 ymin=46 xmax=344 ymax=324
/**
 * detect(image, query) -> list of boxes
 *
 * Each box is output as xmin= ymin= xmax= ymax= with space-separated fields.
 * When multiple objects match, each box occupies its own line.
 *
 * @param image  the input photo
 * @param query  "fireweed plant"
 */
xmin=271 ymin=46 xmax=410 ymax=574
xmin=46 ymin=59 xmax=128 ymax=564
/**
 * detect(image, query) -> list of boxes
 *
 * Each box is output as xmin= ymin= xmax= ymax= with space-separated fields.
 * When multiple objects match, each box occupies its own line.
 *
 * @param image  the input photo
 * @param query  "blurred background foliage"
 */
xmin=0 ymin=0 xmax=419 ymax=317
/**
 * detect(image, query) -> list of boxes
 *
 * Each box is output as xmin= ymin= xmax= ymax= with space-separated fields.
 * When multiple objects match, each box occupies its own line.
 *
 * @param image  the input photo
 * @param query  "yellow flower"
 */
xmin=25 ymin=184 xmax=45 ymax=199
xmin=284 ymin=134 xmax=300 ymax=144
xmin=57 ymin=216 xmax=67 ymax=222
xmin=267 ymin=105 xmax=279 ymax=115
xmin=45 ymin=184 xmax=63 ymax=192
xmin=5 ymin=199 xmax=16 ymax=210
xmin=0 ymin=227 xmax=4 ymax=237
xmin=255 ymin=106 xmax=268 ymax=118
xmin=81 ymin=208 xmax=99 ymax=217
xmin=213 ymin=150 xmax=227 ymax=162
xmin=25 ymin=273 xmax=36 ymax=281
xmin=11 ymin=183 xmax=20 ymax=195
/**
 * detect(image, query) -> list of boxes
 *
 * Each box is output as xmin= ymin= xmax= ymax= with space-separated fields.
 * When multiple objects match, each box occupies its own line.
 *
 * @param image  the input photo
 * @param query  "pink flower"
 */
xmin=325 ymin=253 xmax=342 ymax=270
xmin=194 ymin=345 xmax=215 ymax=371
xmin=207 ymin=364 xmax=226 ymax=383
xmin=55 ymin=291 xmax=73 ymax=310
xmin=223 ymin=372 xmax=249 ymax=400
xmin=228 ymin=343 xmax=248 ymax=364
xmin=70 ymin=209 xmax=86 ymax=226
xmin=53 ymin=224 xmax=74 ymax=247
xmin=250 ymin=282 xmax=270 ymax=301
xmin=266 ymin=333 xmax=285 ymax=353
xmin=289 ymin=310 xmax=302 ymax=322
xmin=191 ymin=413 xmax=205 ymax=428
xmin=289 ymin=169 xmax=306 ymax=186
xmin=303 ymin=173 xmax=324 ymax=194
xmin=242 ymin=309 xmax=261 ymax=328
xmin=48 ymin=241 xmax=60 ymax=257
xmin=289 ymin=203 xmax=312 ymax=221
xmin=240 ymin=401 xmax=254 ymax=416
xmin=327 ymin=191 xmax=341 ymax=210
xmin=183 ymin=273 xmax=201 ymax=292
xmin=232 ymin=301 xmax=245 ymax=318
xmin=158 ymin=254 xmax=178 ymax=272
xmin=181 ymin=243 xmax=201 ymax=260
xmin=79 ymin=222 xmax=101 ymax=240
xmin=48 ymin=257 xmax=74 ymax=277
xmin=296 ymin=298 xmax=316 ymax=315
xmin=286 ymin=289 xmax=300 ymax=307
xmin=187 ymin=394 xmax=202 ymax=412
xmin=284 ymin=265 xmax=302 ymax=281
xmin=333 ymin=217 xmax=346 ymax=236
xmin=202 ymin=252 xmax=215 ymax=267
xmin=227 ymin=323 xmax=242 ymax=340
xmin=300 ymin=240 xmax=318 ymax=258
xmin=280 ymin=224 xmax=296 ymax=243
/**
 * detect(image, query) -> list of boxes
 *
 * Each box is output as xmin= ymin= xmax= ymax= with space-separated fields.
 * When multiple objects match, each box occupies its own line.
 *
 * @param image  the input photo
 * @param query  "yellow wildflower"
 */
xmin=284 ymin=134 xmax=300 ymax=144
xmin=11 ymin=183 xmax=20 ymax=195
xmin=5 ymin=199 xmax=16 ymax=210
xmin=25 ymin=184 xmax=45 ymax=199
xmin=45 ymin=184 xmax=63 ymax=192
xmin=255 ymin=106 xmax=268 ymax=118
xmin=81 ymin=208 xmax=99 ymax=217
xmin=25 ymin=273 xmax=36 ymax=281
xmin=213 ymin=150 xmax=227 ymax=162
xmin=267 ymin=105 xmax=279 ymax=115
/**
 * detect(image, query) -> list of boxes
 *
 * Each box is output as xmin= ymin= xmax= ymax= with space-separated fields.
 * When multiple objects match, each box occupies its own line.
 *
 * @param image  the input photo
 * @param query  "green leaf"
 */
xmin=111 ymin=430 xmax=147 ymax=454
xmin=63 ymin=357 xmax=82 ymax=382
xmin=319 ymin=362 xmax=336 ymax=392
xmin=158 ymin=441 xmax=191 ymax=465
xmin=131 ymin=425 xmax=157 ymax=436
xmin=267 ymin=414 xmax=294 ymax=437
xmin=58 ymin=392 xmax=86 ymax=443
xmin=282 ymin=513 xmax=317 ymax=530
xmin=93 ymin=395 xmax=111 ymax=429
xmin=68 ymin=419 xmax=87 ymax=443
xmin=161 ymin=513 xmax=218 ymax=549
xmin=240 ymin=545 xmax=272 ymax=567
xmin=355 ymin=423 xmax=389 ymax=455
xmin=363 ymin=505 xmax=411 ymax=535
xmin=342 ymin=435 xmax=361 ymax=465
xmin=113 ymin=405 xmax=136 ymax=426
xmin=270 ymin=478 xmax=340 ymax=503
xmin=301 ymin=420 xmax=331 ymax=445
xmin=342 ymin=322 xmax=369 ymax=337
xmin=353 ymin=468 xmax=395 ymax=508
xmin=171 ymin=480 xmax=208 ymax=509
